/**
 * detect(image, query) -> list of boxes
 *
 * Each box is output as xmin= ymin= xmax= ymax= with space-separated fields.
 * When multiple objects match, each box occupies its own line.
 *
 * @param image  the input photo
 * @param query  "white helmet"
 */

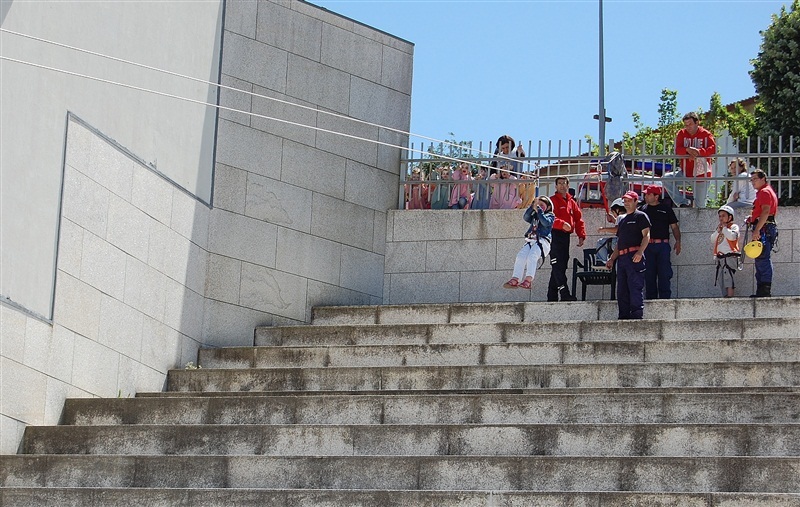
xmin=610 ymin=198 xmax=625 ymax=208
xmin=718 ymin=205 xmax=735 ymax=218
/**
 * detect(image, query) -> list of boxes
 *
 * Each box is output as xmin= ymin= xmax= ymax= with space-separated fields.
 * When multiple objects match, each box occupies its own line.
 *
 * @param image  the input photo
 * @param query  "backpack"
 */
xmin=595 ymin=237 xmax=616 ymax=267
xmin=603 ymin=152 xmax=626 ymax=205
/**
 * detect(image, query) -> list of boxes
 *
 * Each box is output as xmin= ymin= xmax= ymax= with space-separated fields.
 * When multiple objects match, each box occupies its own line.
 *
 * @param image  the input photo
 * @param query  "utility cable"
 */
xmin=0 ymin=27 xmax=506 ymax=164
xmin=0 ymin=52 xmax=539 ymax=177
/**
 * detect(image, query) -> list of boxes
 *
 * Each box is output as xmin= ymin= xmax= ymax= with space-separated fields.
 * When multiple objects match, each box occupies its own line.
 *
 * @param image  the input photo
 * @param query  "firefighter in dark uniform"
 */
xmin=638 ymin=185 xmax=682 ymax=299
xmin=606 ymin=191 xmax=651 ymax=320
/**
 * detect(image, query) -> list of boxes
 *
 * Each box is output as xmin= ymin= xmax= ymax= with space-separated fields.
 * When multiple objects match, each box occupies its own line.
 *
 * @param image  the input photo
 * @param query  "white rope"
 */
xmin=0 ymin=52 xmax=537 ymax=178
xmin=0 ymin=27 xmax=507 ymax=164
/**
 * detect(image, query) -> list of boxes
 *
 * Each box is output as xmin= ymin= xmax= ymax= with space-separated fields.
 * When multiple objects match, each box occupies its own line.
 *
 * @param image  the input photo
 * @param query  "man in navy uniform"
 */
xmin=606 ymin=191 xmax=651 ymax=320
xmin=638 ymin=185 xmax=681 ymax=299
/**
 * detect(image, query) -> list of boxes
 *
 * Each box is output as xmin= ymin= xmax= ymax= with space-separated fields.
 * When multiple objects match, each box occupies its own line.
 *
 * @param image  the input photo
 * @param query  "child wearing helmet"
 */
xmin=597 ymin=197 xmax=627 ymax=235
xmin=711 ymin=205 xmax=740 ymax=297
xmin=503 ymin=196 xmax=555 ymax=290
xmin=593 ymin=197 xmax=627 ymax=268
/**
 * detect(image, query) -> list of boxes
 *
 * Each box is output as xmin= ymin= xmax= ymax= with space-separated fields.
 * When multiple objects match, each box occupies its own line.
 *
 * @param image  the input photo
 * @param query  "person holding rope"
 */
xmin=503 ymin=196 xmax=555 ymax=290
xmin=746 ymin=169 xmax=779 ymax=297
xmin=605 ymin=191 xmax=651 ymax=320
xmin=711 ymin=205 xmax=741 ymax=298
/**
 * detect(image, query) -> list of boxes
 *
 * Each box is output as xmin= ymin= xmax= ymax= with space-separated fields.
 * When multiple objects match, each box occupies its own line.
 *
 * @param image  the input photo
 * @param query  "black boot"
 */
xmin=560 ymin=287 xmax=577 ymax=302
xmin=750 ymin=282 xmax=772 ymax=297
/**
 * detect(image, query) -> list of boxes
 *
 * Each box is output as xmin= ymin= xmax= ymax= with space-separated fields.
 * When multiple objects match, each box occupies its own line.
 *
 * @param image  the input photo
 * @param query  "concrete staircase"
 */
xmin=2 ymin=297 xmax=799 ymax=506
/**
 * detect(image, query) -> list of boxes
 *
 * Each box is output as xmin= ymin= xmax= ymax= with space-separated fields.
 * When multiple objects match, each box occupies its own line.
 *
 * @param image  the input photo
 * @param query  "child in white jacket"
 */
xmin=711 ymin=205 xmax=740 ymax=297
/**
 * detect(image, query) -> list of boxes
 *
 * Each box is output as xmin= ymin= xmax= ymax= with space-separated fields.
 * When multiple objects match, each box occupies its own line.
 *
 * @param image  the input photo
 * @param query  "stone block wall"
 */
xmin=1 ymin=0 xmax=414 ymax=454
xmin=205 ymin=0 xmax=413 ymax=342
xmin=1 ymin=117 xmax=209 ymax=453
xmin=384 ymin=207 xmax=800 ymax=304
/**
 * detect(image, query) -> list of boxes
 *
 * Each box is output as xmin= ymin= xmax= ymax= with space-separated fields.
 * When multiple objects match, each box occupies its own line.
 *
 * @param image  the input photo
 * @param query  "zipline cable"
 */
xmin=0 ymin=27 xmax=509 ymax=164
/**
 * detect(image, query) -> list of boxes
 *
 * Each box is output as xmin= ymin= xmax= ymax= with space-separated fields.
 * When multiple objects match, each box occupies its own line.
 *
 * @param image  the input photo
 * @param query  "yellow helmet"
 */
xmin=744 ymin=240 xmax=763 ymax=259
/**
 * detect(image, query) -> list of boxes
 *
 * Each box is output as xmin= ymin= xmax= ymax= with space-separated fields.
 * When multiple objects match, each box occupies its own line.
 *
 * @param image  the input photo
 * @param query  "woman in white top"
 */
xmin=726 ymin=158 xmax=755 ymax=209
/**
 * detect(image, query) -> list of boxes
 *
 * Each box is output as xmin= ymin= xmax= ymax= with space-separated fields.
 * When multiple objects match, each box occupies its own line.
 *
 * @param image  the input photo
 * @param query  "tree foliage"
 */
xmin=412 ymin=133 xmax=475 ymax=177
xmin=750 ymin=0 xmax=800 ymax=137
xmin=621 ymin=88 xmax=682 ymax=155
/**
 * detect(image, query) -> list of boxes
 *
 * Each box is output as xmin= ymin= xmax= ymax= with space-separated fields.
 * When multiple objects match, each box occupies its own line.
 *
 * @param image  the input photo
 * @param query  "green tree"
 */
xmin=749 ymin=0 xmax=800 ymax=205
xmin=705 ymin=91 xmax=759 ymax=141
xmin=750 ymin=0 xmax=800 ymax=136
xmin=412 ymin=133 xmax=475 ymax=177
xmin=622 ymin=88 xmax=682 ymax=156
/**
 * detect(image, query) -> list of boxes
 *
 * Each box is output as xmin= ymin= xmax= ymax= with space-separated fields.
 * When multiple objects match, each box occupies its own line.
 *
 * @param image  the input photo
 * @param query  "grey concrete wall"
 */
xmin=0 ymin=0 xmax=223 ymax=319
xmin=384 ymin=207 xmax=800 ymax=304
xmin=1 ymin=0 xmax=414 ymax=453
xmin=203 ymin=0 xmax=413 ymax=344
xmin=1 ymin=117 xmax=212 ymax=453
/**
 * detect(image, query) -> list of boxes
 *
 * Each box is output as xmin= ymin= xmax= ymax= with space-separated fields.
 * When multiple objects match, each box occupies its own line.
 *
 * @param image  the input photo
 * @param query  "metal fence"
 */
xmin=399 ymin=135 xmax=800 ymax=210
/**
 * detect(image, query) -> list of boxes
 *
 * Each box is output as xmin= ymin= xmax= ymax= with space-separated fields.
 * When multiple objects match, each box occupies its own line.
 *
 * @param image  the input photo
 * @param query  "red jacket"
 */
xmin=675 ymin=126 xmax=715 ymax=177
xmin=550 ymin=192 xmax=586 ymax=239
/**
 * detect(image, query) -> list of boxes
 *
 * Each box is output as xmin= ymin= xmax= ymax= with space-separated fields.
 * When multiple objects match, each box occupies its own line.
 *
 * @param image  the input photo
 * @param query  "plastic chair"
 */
xmin=571 ymin=248 xmax=617 ymax=301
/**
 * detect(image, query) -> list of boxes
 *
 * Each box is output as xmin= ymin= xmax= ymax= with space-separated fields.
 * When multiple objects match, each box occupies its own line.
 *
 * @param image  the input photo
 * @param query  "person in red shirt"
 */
xmin=745 ymin=169 xmax=779 ymax=297
xmin=663 ymin=112 xmax=716 ymax=207
xmin=547 ymin=176 xmax=586 ymax=301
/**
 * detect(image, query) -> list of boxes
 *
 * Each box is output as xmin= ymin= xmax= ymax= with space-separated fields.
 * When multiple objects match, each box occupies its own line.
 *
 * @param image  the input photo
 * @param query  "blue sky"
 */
xmin=310 ymin=0 xmax=789 ymax=154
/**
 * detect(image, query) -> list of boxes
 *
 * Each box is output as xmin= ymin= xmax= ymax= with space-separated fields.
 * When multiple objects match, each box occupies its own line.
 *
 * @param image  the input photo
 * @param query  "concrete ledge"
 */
xmin=2 ymin=455 xmax=798 ymax=491
xmin=309 ymin=297 xmax=799 ymax=326
xmin=60 ymin=392 xmax=800 ymax=426
xmin=164 ymin=362 xmax=800 ymax=393
xmin=255 ymin=317 xmax=800 ymax=347
xmin=199 ymin=339 xmax=800 ymax=369
xmin=2 ymin=488 xmax=799 ymax=507
xmin=385 ymin=208 xmax=800 ymax=303
xmin=21 ymin=423 xmax=800 ymax=457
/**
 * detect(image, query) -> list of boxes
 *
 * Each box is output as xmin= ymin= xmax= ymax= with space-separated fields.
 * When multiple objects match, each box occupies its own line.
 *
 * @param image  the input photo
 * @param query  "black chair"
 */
xmin=571 ymin=248 xmax=616 ymax=301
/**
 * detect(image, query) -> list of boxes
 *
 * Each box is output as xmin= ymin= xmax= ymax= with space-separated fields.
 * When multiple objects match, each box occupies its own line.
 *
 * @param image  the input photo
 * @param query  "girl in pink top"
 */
xmin=449 ymin=163 xmax=473 ymax=209
xmin=489 ymin=169 xmax=519 ymax=209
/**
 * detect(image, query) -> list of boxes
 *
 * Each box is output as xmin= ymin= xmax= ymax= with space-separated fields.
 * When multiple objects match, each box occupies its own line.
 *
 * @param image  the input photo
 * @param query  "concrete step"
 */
xmin=20 ymin=423 xmax=800 ymax=457
xmin=3 ymin=488 xmax=799 ymax=507
xmin=2 ymin=455 xmax=798 ymax=492
xmin=255 ymin=317 xmax=800 ymax=347
xmin=199 ymin=338 xmax=800 ymax=369
xmin=61 ymin=391 xmax=800 ymax=426
xmin=310 ymin=297 xmax=800 ymax=326
xmin=165 ymin=362 xmax=800 ymax=393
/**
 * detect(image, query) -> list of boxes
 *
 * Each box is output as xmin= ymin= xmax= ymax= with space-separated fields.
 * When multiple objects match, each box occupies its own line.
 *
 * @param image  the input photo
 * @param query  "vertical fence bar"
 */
xmin=789 ymin=136 xmax=800 ymax=200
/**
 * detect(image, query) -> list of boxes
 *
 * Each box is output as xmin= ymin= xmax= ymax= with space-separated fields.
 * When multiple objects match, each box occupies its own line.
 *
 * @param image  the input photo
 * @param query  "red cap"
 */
xmin=623 ymin=190 xmax=639 ymax=201
xmin=644 ymin=185 xmax=663 ymax=195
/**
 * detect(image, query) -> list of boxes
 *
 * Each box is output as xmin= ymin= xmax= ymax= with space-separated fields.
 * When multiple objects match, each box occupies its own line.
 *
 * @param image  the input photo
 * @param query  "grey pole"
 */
xmin=598 ymin=0 xmax=606 ymax=157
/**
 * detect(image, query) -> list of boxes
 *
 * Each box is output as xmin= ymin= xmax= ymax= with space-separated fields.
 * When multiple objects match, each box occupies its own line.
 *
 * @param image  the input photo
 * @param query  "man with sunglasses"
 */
xmin=746 ymin=169 xmax=779 ymax=297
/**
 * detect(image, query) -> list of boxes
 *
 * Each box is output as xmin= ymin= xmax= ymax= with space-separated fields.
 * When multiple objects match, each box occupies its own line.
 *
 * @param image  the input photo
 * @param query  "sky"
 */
xmin=310 ymin=0 xmax=789 ymax=156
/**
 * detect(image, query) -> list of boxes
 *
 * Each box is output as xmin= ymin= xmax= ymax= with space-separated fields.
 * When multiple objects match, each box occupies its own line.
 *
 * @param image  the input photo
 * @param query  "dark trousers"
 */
xmin=644 ymin=242 xmax=673 ymax=299
xmin=617 ymin=254 xmax=646 ymax=319
xmin=547 ymin=230 xmax=572 ymax=301
xmin=755 ymin=223 xmax=778 ymax=284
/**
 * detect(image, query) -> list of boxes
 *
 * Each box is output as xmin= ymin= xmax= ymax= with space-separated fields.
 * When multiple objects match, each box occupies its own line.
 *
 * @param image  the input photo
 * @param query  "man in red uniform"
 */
xmin=664 ymin=112 xmax=716 ymax=207
xmin=547 ymin=176 xmax=586 ymax=301
xmin=746 ymin=169 xmax=779 ymax=297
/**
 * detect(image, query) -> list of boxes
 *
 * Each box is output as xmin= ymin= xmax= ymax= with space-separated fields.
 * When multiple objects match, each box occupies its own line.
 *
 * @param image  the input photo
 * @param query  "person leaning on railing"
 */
xmin=489 ymin=166 xmax=519 ymax=209
xmin=663 ymin=112 xmax=716 ymax=208
xmin=405 ymin=168 xmax=430 ymax=209
xmin=470 ymin=167 xmax=491 ymax=210
xmin=429 ymin=165 xmax=451 ymax=210
xmin=726 ymin=157 xmax=756 ymax=209
xmin=449 ymin=163 xmax=473 ymax=209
